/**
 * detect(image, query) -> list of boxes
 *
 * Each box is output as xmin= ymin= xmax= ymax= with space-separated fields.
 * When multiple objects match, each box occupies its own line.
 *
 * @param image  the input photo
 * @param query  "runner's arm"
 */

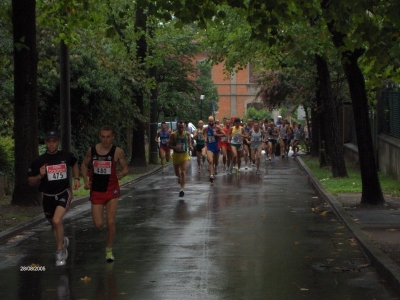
xmin=72 ymin=163 xmax=81 ymax=190
xmin=115 ymin=147 xmax=129 ymax=180
xmin=167 ymin=133 xmax=177 ymax=150
xmin=187 ymin=132 xmax=193 ymax=150
xmin=28 ymin=163 xmax=46 ymax=187
xmin=81 ymin=148 xmax=92 ymax=190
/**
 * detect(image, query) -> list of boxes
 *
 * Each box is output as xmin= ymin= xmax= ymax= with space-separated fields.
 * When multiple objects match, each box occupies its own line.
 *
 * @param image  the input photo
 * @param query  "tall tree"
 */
xmin=130 ymin=5 xmax=148 ymax=166
xmin=11 ymin=0 xmax=40 ymax=205
xmin=321 ymin=0 xmax=384 ymax=203
xmin=315 ymin=54 xmax=347 ymax=176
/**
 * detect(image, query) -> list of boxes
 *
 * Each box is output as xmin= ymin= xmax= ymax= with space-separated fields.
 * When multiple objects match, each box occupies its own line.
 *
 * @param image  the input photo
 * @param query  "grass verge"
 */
xmin=301 ymin=155 xmax=400 ymax=197
xmin=0 ymin=164 xmax=160 ymax=233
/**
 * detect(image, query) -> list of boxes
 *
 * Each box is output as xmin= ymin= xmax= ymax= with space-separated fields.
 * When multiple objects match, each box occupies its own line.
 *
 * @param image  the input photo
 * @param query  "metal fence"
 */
xmin=379 ymin=91 xmax=400 ymax=138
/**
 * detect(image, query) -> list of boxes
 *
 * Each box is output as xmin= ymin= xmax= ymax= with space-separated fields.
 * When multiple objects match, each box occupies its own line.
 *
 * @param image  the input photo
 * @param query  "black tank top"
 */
xmin=91 ymin=145 xmax=117 ymax=192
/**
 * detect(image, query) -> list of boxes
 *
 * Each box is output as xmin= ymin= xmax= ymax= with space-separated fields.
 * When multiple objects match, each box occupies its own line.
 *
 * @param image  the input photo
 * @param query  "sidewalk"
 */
xmin=297 ymin=157 xmax=400 ymax=294
xmin=0 ymin=165 xmax=163 ymax=243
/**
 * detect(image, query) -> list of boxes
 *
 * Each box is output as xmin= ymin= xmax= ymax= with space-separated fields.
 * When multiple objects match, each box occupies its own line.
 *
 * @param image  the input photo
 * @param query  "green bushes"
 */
xmin=0 ymin=136 xmax=14 ymax=169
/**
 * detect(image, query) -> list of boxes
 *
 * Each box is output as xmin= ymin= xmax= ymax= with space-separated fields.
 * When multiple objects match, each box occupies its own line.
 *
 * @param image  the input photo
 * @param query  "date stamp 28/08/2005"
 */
xmin=20 ymin=265 xmax=46 ymax=271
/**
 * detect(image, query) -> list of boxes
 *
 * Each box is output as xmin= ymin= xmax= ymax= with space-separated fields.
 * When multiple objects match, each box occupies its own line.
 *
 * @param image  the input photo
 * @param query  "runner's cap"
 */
xmin=45 ymin=131 xmax=60 ymax=140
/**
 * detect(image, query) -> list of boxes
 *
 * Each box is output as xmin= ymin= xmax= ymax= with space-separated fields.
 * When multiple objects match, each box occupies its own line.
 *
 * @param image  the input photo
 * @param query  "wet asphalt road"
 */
xmin=0 ymin=155 xmax=398 ymax=299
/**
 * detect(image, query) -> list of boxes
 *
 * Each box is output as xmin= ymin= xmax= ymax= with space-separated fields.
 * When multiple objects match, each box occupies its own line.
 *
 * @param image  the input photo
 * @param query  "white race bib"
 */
xmin=208 ymin=135 xmax=216 ymax=143
xmin=46 ymin=164 xmax=67 ymax=181
xmin=176 ymin=143 xmax=186 ymax=152
xmin=93 ymin=160 xmax=112 ymax=175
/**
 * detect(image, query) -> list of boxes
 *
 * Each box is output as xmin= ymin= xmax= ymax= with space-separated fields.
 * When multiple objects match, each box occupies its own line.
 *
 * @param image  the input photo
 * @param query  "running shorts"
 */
xmin=90 ymin=187 xmax=121 ymax=205
xmin=42 ymin=189 xmax=72 ymax=219
xmin=196 ymin=144 xmax=205 ymax=152
xmin=231 ymin=143 xmax=243 ymax=151
xmin=172 ymin=152 xmax=190 ymax=164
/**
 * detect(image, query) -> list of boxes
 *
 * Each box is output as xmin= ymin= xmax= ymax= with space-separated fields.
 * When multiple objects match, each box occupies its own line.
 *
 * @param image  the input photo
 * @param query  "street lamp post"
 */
xmin=200 ymin=95 xmax=205 ymax=120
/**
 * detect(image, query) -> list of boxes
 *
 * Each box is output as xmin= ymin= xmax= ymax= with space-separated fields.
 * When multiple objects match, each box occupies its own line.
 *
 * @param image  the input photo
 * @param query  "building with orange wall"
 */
xmin=195 ymin=52 xmax=261 ymax=120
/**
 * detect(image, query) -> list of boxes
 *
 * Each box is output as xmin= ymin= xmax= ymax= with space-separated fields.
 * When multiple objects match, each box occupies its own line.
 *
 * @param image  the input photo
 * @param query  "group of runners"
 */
xmin=27 ymin=118 xmax=309 ymax=267
xmin=156 ymin=116 xmax=311 ymax=197
xmin=28 ymin=126 xmax=128 ymax=267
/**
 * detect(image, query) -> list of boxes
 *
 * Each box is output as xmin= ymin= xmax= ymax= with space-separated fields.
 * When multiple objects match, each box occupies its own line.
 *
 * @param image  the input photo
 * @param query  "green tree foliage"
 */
xmin=36 ymin=27 xmax=143 ymax=162
xmin=242 ymin=107 xmax=271 ymax=122
xmin=0 ymin=136 xmax=14 ymax=168
xmin=0 ymin=0 xmax=13 ymax=136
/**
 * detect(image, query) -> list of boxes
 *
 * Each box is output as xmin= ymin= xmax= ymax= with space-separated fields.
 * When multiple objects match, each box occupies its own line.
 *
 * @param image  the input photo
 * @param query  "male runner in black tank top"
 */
xmin=81 ymin=125 xmax=129 ymax=262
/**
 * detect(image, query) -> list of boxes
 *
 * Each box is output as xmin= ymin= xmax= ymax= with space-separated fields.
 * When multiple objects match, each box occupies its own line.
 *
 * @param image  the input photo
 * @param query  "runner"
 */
xmin=247 ymin=120 xmax=266 ymax=175
xmin=221 ymin=118 xmax=232 ymax=173
xmin=193 ymin=120 xmax=206 ymax=173
xmin=286 ymin=121 xmax=295 ymax=157
xmin=292 ymin=123 xmax=305 ymax=158
xmin=203 ymin=116 xmax=225 ymax=183
xmin=229 ymin=117 xmax=247 ymax=174
xmin=168 ymin=120 xmax=193 ymax=196
xmin=28 ymin=131 xmax=80 ymax=266
xmin=278 ymin=119 xmax=289 ymax=158
xmin=266 ymin=121 xmax=279 ymax=162
xmin=276 ymin=115 xmax=283 ymax=126
xmin=81 ymin=125 xmax=129 ymax=262
xmin=155 ymin=122 xmax=171 ymax=173
xmin=243 ymin=118 xmax=253 ymax=169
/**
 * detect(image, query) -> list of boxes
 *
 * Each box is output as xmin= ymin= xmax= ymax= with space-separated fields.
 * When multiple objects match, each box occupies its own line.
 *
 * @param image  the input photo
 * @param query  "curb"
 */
xmin=296 ymin=157 xmax=400 ymax=295
xmin=0 ymin=165 xmax=163 ymax=243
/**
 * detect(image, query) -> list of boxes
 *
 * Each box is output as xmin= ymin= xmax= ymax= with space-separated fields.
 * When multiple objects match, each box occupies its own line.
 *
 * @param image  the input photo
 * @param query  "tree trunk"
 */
xmin=309 ymin=106 xmax=318 ymax=157
xmin=130 ymin=6 xmax=147 ymax=167
xmin=11 ymin=0 xmax=40 ymax=205
xmin=148 ymin=3 xmax=159 ymax=165
xmin=322 ymin=0 xmax=384 ymax=204
xmin=342 ymin=53 xmax=384 ymax=204
xmin=315 ymin=54 xmax=347 ymax=177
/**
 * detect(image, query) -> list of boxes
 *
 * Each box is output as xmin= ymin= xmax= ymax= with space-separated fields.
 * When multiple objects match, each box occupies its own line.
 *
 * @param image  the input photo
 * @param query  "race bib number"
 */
xmin=197 ymin=133 xmax=204 ymax=141
xmin=221 ymin=136 xmax=228 ymax=142
xmin=253 ymin=136 xmax=262 ymax=142
xmin=46 ymin=164 xmax=67 ymax=181
xmin=160 ymin=138 xmax=168 ymax=145
xmin=93 ymin=160 xmax=112 ymax=175
xmin=207 ymin=135 xmax=216 ymax=143
xmin=232 ymin=133 xmax=241 ymax=144
xmin=176 ymin=143 xmax=186 ymax=152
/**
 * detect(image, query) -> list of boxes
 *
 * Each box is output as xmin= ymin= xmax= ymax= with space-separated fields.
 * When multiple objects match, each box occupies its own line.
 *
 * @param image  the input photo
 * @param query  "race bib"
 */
xmin=253 ymin=136 xmax=262 ymax=142
xmin=197 ymin=133 xmax=204 ymax=141
xmin=208 ymin=135 xmax=216 ymax=143
xmin=221 ymin=136 xmax=228 ymax=142
xmin=232 ymin=133 xmax=241 ymax=144
xmin=46 ymin=164 xmax=67 ymax=181
xmin=93 ymin=160 xmax=112 ymax=175
xmin=160 ymin=138 xmax=168 ymax=145
xmin=176 ymin=143 xmax=186 ymax=152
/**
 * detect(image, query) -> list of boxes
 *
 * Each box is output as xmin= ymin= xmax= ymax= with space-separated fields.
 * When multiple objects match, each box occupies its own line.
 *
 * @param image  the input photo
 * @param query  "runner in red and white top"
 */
xmin=81 ymin=125 xmax=129 ymax=263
